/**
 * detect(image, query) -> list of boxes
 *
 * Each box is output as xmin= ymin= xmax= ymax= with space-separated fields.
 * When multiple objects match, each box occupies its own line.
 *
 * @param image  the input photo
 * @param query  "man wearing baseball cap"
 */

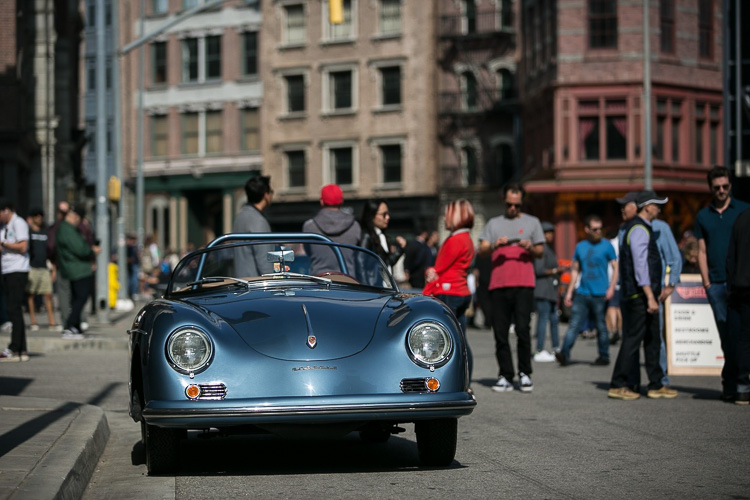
xmin=302 ymin=184 xmax=361 ymax=274
xmin=609 ymin=191 xmax=678 ymax=400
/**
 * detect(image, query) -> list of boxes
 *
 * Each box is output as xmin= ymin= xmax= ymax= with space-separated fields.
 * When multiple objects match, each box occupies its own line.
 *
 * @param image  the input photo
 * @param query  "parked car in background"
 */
xmin=128 ymin=233 xmax=476 ymax=474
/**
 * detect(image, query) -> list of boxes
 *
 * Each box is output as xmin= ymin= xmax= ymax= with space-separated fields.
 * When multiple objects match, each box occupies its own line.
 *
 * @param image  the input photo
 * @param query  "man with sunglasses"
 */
xmin=556 ymin=214 xmax=618 ymax=367
xmin=694 ymin=166 xmax=750 ymax=402
xmin=479 ymin=182 xmax=544 ymax=393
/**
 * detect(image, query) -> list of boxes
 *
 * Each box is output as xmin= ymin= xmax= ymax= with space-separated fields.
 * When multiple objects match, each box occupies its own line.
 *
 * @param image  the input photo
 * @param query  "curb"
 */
xmin=12 ymin=402 xmax=110 ymax=500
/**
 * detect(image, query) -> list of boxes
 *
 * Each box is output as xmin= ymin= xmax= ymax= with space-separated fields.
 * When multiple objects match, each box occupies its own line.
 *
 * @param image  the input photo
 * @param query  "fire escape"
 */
xmin=437 ymin=1 xmax=519 ymax=190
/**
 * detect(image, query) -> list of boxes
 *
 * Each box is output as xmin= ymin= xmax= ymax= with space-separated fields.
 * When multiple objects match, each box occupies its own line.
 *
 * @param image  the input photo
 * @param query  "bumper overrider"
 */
xmin=142 ymin=393 xmax=477 ymax=427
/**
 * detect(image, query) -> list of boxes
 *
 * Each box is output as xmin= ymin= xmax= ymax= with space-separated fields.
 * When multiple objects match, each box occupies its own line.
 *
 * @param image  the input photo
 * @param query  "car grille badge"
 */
xmin=307 ymin=335 xmax=317 ymax=349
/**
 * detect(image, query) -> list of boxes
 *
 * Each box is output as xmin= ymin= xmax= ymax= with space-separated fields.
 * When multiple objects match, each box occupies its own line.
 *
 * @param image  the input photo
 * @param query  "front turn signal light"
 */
xmin=185 ymin=384 xmax=201 ymax=400
xmin=425 ymin=377 xmax=440 ymax=392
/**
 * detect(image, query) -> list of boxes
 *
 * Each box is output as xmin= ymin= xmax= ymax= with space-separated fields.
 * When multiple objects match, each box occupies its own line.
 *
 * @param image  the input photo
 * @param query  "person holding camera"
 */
xmin=55 ymin=205 xmax=100 ymax=339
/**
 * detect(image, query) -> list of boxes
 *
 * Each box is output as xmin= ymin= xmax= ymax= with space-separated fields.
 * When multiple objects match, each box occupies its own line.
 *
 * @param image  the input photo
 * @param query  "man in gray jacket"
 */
xmin=302 ymin=184 xmax=361 ymax=275
xmin=232 ymin=175 xmax=274 ymax=276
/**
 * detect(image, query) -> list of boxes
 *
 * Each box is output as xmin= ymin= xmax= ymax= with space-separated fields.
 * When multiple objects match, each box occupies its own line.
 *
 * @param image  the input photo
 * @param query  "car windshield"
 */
xmin=167 ymin=239 xmax=397 ymax=296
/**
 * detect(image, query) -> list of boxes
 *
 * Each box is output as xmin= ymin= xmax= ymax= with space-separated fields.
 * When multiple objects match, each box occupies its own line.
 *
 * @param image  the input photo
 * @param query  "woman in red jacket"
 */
xmin=423 ymin=199 xmax=475 ymax=380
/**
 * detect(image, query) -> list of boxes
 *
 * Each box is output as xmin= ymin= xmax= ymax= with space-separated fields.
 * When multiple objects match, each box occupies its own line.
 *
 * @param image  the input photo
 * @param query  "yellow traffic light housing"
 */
xmin=329 ymin=0 xmax=343 ymax=24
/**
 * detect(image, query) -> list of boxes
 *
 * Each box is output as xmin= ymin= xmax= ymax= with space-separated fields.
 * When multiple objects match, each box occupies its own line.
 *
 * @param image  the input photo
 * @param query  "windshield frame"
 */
xmin=165 ymin=234 xmax=400 ymax=298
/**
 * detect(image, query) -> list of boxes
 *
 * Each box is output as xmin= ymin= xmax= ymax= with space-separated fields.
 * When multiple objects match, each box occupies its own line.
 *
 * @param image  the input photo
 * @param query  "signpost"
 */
xmin=665 ymin=275 xmax=723 ymax=376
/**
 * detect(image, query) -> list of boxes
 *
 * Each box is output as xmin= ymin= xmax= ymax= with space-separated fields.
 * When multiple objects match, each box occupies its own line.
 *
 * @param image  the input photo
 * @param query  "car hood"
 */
xmin=187 ymin=289 xmax=392 ymax=361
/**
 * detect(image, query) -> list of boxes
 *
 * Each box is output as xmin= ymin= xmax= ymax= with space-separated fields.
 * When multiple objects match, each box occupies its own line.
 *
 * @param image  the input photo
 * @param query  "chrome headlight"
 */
xmin=407 ymin=321 xmax=453 ymax=368
xmin=166 ymin=327 xmax=212 ymax=374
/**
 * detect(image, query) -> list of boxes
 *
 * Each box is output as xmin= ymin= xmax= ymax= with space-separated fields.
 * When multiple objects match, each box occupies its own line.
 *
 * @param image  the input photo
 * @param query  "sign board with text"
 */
xmin=665 ymin=275 xmax=722 ymax=376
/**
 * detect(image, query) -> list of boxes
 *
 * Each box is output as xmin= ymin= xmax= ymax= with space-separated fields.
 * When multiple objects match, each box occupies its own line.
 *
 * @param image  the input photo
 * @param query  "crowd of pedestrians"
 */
xmin=3 ymin=167 xmax=749 ymax=406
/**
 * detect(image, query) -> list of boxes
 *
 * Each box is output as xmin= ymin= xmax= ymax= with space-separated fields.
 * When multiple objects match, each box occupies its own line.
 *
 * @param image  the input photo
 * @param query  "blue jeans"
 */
xmin=706 ymin=283 xmax=737 ymax=394
xmin=535 ymin=298 xmax=559 ymax=352
xmin=561 ymin=294 xmax=609 ymax=362
xmin=435 ymin=294 xmax=473 ymax=380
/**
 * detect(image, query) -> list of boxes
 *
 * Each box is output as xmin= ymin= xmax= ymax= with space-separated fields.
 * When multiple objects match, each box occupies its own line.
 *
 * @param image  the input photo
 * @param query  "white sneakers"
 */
xmin=491 ymin=374 xmax=534 ymax=393
xmin=533 ymin=350 xmax=557 ymax=362
xmin=1 ymin=321 xmax=12 ymax=333
xmin=492 ymin=376 xmax=514 ymax=392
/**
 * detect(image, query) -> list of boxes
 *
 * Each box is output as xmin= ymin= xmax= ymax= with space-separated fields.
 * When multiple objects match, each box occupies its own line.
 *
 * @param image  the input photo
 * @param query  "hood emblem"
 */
xmin=302 ymin=304 xmax=317 ymax=349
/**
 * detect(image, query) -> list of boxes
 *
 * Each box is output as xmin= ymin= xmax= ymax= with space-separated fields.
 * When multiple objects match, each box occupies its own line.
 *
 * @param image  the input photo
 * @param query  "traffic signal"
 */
xmin=329 ymin=0 xmax=343 ymax=24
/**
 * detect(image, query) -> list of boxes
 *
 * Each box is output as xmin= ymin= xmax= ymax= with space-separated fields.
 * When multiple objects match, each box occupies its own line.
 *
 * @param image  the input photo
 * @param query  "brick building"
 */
xmin=520 ymin=0 xmax=723 ymax=257
xmin=0 ymin=0 xmax=83 ymax=219
xmin=119 ymin=0 xmax=263 ymax=251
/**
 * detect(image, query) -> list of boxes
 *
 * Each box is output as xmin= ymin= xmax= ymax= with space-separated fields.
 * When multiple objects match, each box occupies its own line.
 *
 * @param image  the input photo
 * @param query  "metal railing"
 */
xmin=439 ymin=10 xmax=514 ymax=37
xmin=438 ymin=89 xmax=517 ymax=114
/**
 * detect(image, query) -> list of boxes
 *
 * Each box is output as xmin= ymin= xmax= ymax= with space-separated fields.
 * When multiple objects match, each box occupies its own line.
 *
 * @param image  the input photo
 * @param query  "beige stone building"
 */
xmin=260 ymin=0 xmax=440 ymax=233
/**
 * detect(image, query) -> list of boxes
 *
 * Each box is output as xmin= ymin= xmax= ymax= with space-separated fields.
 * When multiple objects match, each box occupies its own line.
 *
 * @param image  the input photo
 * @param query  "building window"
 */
xmin=181 ymin=110 xmax=223 ymax=156
xmin=656 ymin=98 xmax=682 ymax=163
xmin=152 ymin=0 xmax=167 ymax=15
xmin=151 ymin=115 xmax=168 ymax=157
xmin=461 ymin=71 xmax=478 ymax=110
xmin=284 ymin=4 xmax=306 ymax=45
xmin=242 ymin=32 xmax=258 ymax=76
xmin=698 ymin=0 xmax=712 ymax=59
xmin=588 ymin=0 xmax=617 ymax=49
xmin=578 ymin=99 xmax=627 ymax=161
xmin=182 ymin=35 xmax=221 ymax=83
xmin=331 ymin=147 xmax=354 ymax=185
xmin=206 ymin=36 xmax=221 ymax=79
xmin=710 ymin=105 xmax=719 ymax=165
xmin=152 ymin=42 xmax=167 ymax=85
xmin=182 ymin=112 xmax=199 ymax=155
xmin=183 ymin=0 xmax=199 ymax=9
xmin=660 ymin=0 xmax=675 ymax=54
xmin=497 ymin=68 xmax=515 ymax=100
xmin=205 ymin=110 xmax=222 ymax=154
xmin=499 ymin=0 xmax=513 ymax=29
xmin=240 ymin=108 xmax=259 ymax=151
xmin=182 ymin=39 xmax=199 ymax=82
xmin=493 ymin=142 xmax=515 ymax=186
xmin=285 ymin=74 xmax=305 ymax=113
xmin=381 ymin=144 xmax=402 ymax=184
xmin=380 ymin=66 xmax=401 ymax=107
xmin=323 ymin=67 xmax=356 ymax=113
xmin=461 ymin=146 xmax=479 ymax=186
xmin=325 ymin=0 xmax=354 ymax=41
xmin=87 ymin=0 xmax=95 ymax=26
xmin=106 ymin=60 xmax=112 ymax=89
xmin=379 ymin=0 xmax=401 ymax=35
xmin=86 ymin=121 xmax=95 ymax=154
xmin=286 ymin=150 xmax=306 ymax=188
xmin=462 ymin=0 xmax=477 ymax=34
xmin=87 ymin=58 xmax=96 ymax=90
xmin=105 ymin=1 xmax=112 ymax=26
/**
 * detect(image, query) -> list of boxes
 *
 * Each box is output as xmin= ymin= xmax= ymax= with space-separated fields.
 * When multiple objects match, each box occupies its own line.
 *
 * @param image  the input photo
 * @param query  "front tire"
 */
xmin=142 ymin=421 xmax=182 ymax=474
xmin=415 ymin=418 xmax=457 ymax=466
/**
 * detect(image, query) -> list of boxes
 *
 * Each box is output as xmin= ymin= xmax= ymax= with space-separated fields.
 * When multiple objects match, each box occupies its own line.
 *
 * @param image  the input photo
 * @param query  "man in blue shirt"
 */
xmin=694 ymin=166 xmax=750 ymax=401
xmin=556 ymin=214 xmax=618 ymax=366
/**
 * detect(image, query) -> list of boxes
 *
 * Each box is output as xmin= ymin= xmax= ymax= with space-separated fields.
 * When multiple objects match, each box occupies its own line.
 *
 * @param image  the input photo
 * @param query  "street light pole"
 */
xmin=643 ymin=0 xmax=653 ymax=190
xmin=94 ymin=0 xmax=110 ymax=322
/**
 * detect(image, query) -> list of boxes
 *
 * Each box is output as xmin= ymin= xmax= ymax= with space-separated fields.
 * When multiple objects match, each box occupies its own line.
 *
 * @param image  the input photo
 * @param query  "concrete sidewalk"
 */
xmin=0 ymin=309 xmax=135 ymax=500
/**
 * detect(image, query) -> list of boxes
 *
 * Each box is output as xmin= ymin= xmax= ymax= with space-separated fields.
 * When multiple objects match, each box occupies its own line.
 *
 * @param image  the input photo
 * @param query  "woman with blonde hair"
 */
xmin=423 ymin=199 xmax=476 ymax=379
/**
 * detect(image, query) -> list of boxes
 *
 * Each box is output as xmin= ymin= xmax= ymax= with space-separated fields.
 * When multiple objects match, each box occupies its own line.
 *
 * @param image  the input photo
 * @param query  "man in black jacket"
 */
xmin=727 ymin=208 xmax=750 ymax=405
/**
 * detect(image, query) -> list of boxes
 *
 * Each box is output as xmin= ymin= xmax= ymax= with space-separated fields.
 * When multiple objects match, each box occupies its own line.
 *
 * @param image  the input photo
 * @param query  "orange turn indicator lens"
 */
xmin=425 ymin=378 xmax=440 ymax=392
xmin=185 ymin=384 xmax=201 ymax=399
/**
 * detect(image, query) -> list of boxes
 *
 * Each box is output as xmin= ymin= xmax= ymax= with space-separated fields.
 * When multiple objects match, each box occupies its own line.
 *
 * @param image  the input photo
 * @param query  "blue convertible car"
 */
xmin=128 ymin=233 xmax=476 ymax=474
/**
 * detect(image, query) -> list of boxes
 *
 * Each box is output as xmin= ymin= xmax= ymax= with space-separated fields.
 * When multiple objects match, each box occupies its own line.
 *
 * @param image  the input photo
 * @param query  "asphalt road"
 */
xmin=4 ymin=320 xmax=749 ymax=499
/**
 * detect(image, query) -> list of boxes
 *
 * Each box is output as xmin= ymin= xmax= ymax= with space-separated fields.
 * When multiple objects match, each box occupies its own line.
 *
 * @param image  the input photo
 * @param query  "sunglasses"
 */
xmin=712 ymin=184 xmax=730 ymax=192
xmin=506 ymin=203 xmax=522 ymax=208
xmin=377 ymin=211 xmax=390 ymax=217
xmin=589 ymin=227 xmax=603 ymax=232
